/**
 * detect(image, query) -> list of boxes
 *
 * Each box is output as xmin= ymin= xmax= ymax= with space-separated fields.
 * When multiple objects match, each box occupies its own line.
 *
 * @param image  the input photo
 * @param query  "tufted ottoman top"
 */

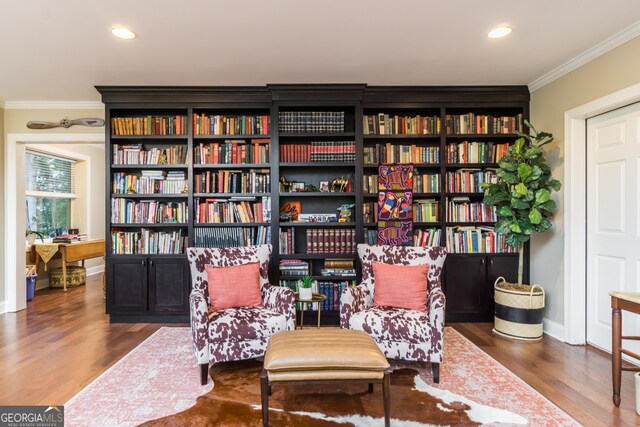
xmin=264 ymin=329 xmax=390 ymax=381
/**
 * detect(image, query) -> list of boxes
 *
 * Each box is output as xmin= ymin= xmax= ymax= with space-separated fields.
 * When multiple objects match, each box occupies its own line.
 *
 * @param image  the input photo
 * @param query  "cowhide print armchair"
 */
xmin=187 ymin=245 xmax=296 ymax=385
xmin=340 ymin=244 xmax=447 ymax=382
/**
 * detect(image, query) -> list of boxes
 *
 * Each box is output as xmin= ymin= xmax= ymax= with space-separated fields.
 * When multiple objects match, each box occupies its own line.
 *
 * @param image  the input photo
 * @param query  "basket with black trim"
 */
xmin=493 ymin=276 xmax=544 ymax=342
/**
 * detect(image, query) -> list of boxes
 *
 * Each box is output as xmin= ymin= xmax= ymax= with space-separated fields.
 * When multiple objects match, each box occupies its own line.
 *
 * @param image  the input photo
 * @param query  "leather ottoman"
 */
xmin=261 ymin=329 xmax=391 ymax=426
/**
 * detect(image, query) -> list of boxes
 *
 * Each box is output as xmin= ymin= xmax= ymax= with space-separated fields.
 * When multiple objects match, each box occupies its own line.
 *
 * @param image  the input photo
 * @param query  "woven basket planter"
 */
xmin=50 ymin=266 xmax=87 ymax=288
xmin=493 ymin=276 xmax=545 ymax=342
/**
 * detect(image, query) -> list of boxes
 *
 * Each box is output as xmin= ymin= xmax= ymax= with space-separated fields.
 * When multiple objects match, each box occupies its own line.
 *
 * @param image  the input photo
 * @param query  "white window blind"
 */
xmin=26 ymin=151 xmax=76 ymax=197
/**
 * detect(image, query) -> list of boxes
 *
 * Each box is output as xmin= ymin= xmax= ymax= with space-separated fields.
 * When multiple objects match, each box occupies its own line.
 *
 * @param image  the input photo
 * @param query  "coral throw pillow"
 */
xmin=372 ymin=262 xmax=429 ymax=312
xmin=205 ymin=262 xmax=262 ymax=311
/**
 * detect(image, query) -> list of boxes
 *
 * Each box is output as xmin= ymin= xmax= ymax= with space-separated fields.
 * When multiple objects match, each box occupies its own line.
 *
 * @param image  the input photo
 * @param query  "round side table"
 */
xmin=294 ymin=292 xmax=327 ymax=329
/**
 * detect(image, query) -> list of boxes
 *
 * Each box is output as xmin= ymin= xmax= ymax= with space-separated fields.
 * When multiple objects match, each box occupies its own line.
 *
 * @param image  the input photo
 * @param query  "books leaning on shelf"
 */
xmin=446 ymin=197 xmax=497 ymax=222
xmin=279 ymin=260 xmax=310 ymax=277
xmin=279 ymin=141 xmax=355 ymax=163
xmin=364 ymin=228 xmax=378 ymax=245
xmin=446 ymin=226 xmax=516 ymax=254
xmin=279 ymin=227 xmax=296 ymax=255
xmin=112 ymin=171 xmax=187 ymax=195
xmin=363 ymin=113 xmax=441 ymax=135
xmin=444 ymin=113 xmax=523 ymax=135
xmin=195 ymin=169 xmax=270 ymax=194
xmin=111 ymin=228 xmax=187 ymax=254
xmin=279 ymin=111 xmax=345 ymax=133
xmin=111 ymin=199 xmax=187 ymax=224
xmin=412 ymin=199 xmax=439 ymax=222
xmin=194 ymin=139 xmax=270 ymax=164
xmin=445 ymin=141 xmax=509 ymax=164
xmin=194 ymin=226 xmax=270 ymax=248
xmin=363 ymin=202 xmax=378 ymax=223
xmin=194 ymin=196 xmax=271 ymax=224
xmin=445 ymin=169 xmax=498 ymax=193
xmin=414 ymin=228 xmax=441 ymax=247
xmin=112 ymin=144 xmax=188 ymax=165
xmin=413 ymin=173 xmax=441 ymax=193
xmin=363 ymin=144 xmax=440 ymax=164
xmin=111 ymin=115 xmax=187 ymax=136
xmin=305 ymin=229 xmax=356 ymax=254
xmin=193 ymin=114 xmax=269 ymax=136
xmin=363 ymin=174 xmax=378 ymax=194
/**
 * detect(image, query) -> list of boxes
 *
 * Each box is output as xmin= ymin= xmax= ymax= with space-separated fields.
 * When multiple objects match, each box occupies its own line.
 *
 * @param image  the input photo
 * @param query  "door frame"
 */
xmin=3 ymin=132 xmax=104 ymax=313
xmin=564 ymin=82 xmax=640 ymax=344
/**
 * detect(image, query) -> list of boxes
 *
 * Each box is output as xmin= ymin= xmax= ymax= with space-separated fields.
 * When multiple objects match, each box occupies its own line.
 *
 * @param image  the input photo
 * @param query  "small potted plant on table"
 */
xmin=298 ymin=275 xmax=314 ymax=301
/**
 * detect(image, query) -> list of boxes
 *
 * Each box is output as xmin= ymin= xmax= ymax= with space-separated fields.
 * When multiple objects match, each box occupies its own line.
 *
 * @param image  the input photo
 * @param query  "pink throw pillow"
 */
xmin=372 ymin=262 xmax=429 ymax=312
xmin=205 ymin=262 xmax=262 ymax=311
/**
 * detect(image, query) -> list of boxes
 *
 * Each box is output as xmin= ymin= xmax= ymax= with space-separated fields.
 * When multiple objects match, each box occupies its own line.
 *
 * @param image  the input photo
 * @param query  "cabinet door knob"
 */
xmin=480 ymin=258 xmax=485 ymax=265
xmin=150 ymin=259 xmax=154 ymax=267
xmin=142 ymin=259 xmax=146 ymax=267
xmin=490 ymin=258 xmax=494 ymax=265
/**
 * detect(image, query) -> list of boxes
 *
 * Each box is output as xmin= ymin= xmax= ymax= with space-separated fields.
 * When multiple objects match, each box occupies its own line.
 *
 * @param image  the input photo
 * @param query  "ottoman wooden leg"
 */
xmin=382 ymin=372 xmax=390 ymax=427
xmin=368 ymin=383 xmax=374 ymax=393
xmin=261 ymin=369 xmax=269 ymax=426
xmin=432 ymin=362 xmax=440 ymax=384
xmin=200 ymin=363 xmax=209 ymax=385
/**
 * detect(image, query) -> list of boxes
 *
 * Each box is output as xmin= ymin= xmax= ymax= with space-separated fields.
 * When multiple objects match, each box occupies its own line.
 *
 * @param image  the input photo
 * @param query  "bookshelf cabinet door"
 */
xmin=107 ymin=257 xmax=148 ymax=314
xmin=444 ymin=256 xmax=490 ymax=322
xmin=148 ymin=256 xmax=190 ymax=313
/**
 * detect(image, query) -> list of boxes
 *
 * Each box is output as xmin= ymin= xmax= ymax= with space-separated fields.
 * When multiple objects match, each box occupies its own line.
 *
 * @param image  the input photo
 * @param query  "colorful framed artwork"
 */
xmin=377 ymin=221 xmax=413 ymax=246
xmin=377 ymin=191 xmax=412 ymax=221
xmin=378 ymin=164 xmax=413 ymax=191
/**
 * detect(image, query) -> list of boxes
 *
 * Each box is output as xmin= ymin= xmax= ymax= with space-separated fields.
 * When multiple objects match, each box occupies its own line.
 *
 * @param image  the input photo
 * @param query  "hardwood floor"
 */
xmin=1 ymin=280 xmax=638 ymax=425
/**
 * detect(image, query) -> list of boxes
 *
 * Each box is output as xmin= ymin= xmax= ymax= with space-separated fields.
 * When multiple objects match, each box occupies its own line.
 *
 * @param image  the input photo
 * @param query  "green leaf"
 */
xmin=495 ymin=219 xmax=511 ymax=235
xmin=498 ymin=206 xmax=515 ymax=218
xmin=535 ymin=189 xmax=551 ymax=204
xmin=529 ymin=208 xmax=542 ymax=225
xmin=497 ymin=170 xmax=519 ymax=185
xmin=524 ymin=146 xmax=543 ymax=160
xmin=548 ymin=179 xmax=562 ymax=191
xmin=515 ymin=183 xmax=528 ymax=196
xmin=537 ymin=200 xmax=557 ymax=212
xmin=527 ymin=166 xmax=543 ymax=182
xmin=517 ymin=163 xmax=533 ymax=181
xmin=511 ymin=198 xmax=531 ymax=209
xmin=484 ymin=191 xmax=511 ymax=205
xmin=514 ymin=138 xmax=525 ymax=154
xmin=510 ymin=222 xmax=522 ymax=233
xmin=498 ymin=157 xmax=518 ymax=171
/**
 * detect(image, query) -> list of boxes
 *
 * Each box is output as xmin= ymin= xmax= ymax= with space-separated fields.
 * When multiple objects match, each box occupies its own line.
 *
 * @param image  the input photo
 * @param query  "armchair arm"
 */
xmin=427 ymin=286 xmax=446 ymax=355
xmin=263 ymin=285 xmax=296 ymax=330
xmin=190 ymin=290 xmax=210 ymax=365
xmin=340 ymin=284 xmax=371 ymax=329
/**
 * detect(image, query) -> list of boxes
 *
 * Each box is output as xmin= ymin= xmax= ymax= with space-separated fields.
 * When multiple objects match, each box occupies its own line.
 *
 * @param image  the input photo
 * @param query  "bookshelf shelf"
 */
xmin=110 ymin=223 xmax=189 ymax=228
xmin=111 ymin=135 xmax=188 ymax=140
xmin=194 ymin=134 xmax=269 ymax=139
xmin=111 ymin=194 xmax=188 ymax=199
xmin=279 ymin=192 xmax=355 ymax=197
xmin=111 ymin=164 xmax=188 ymax=170
xmin=363 ymin=134 xmax=440 ymax=139
xmin=280 ymin=222 xmax=356 ymax=227
xmin=363 ymin=163 xmax=439 ymax=169
xmin=445 ymin=192 xmax=484 ymax=197
xmin=194 ymin=222 xmax=270 ymax=227
xmin=445 ymin=163 xmax=499 ymax=169
xmin=280 ymin=275 xmax=356 ymax=281
xmin=279 ymin=132 xmax=356 ymax=138
xmin=445 ymin=133 xmax=518 ymax=139
xmin=279 ymin=254 xmax=355 ymax=260
xmin=193 ymin=163 xmax=270 ymax=169
xmin=279 ymin=162 xmax=355 ymax=168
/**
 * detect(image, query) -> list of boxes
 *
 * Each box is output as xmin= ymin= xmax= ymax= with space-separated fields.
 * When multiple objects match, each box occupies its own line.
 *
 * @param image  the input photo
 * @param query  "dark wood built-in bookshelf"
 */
xmin=97 ymin=85 xmax=530 ymax=323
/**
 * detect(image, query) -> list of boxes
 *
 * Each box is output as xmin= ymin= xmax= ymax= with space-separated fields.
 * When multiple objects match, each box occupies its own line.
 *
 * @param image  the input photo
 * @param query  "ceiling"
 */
xmin=1 ymin=0 xmax=640 ymax=103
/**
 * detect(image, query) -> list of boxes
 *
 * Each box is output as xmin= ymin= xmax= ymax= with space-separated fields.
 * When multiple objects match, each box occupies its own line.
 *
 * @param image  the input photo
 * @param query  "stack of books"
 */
xmin=53 ymin=233 xmax=88 ymax=243
xmin=279 ymin=260 xmax=309 ymax=277
xmin=279 ymin=111 xmax=345 ymax=133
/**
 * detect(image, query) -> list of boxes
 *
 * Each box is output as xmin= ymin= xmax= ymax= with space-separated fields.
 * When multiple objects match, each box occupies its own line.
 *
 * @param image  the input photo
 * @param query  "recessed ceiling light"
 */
xmin=488 ymin=26 xmax=512 ymax=39
xmin=111 ymin=26 xmax=136 ymax=40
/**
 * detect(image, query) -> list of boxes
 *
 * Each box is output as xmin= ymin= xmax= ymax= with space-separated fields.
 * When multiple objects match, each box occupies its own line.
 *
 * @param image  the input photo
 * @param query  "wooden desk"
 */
xmin=610 ymin=291 xmax=640 ymax=406
xmin=33 ymin=240 xmax=105 ymax=291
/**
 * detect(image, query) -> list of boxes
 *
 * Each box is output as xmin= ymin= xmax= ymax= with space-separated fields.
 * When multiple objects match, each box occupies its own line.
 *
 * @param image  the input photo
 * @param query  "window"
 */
xmin=25 ymin=151 xmax=76 ymax=238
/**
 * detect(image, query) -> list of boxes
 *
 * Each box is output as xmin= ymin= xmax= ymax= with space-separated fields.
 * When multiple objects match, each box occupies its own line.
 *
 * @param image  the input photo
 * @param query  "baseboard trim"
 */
xmin=543 ymin=318 xmax=565 ymax=342
xmin=86 ymin=265 xmax=105 ymax=277
xmin=0 ymin=302 xmax=6 ymax=314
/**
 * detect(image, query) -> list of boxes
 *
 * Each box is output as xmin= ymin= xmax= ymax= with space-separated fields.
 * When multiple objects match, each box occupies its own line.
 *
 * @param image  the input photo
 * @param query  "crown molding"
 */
xmin=2 ymin=101 xmax=104 ymax=110
xmin=529 ymin=20 xmax=640 ymax=93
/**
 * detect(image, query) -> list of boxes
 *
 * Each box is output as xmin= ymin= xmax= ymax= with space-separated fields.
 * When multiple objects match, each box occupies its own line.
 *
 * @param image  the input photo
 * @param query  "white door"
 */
xmin=586 ymin=102 xmax=640 ymax=352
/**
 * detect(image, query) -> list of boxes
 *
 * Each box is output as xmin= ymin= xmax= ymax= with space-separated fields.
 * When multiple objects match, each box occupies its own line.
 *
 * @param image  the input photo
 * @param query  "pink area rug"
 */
xmin=65 ymin=327 xmax=579 ymax=426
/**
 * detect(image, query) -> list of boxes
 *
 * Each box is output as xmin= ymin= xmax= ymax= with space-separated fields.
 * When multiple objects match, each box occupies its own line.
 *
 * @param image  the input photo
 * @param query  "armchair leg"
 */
xmin=200 ymin=363 xmax=209 ymax=385
xmin=431 ymin=362 xmax=440 ymax=383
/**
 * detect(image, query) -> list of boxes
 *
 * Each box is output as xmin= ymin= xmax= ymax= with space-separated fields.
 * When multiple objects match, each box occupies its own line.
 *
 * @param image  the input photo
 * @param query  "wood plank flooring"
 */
xmin=1 ymin=279 xmax=638 ymax=425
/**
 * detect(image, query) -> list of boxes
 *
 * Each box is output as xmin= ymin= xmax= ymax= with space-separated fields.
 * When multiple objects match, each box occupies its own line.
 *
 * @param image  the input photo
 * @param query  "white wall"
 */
xmin=530 ymin=35 xmax=640 ymax=327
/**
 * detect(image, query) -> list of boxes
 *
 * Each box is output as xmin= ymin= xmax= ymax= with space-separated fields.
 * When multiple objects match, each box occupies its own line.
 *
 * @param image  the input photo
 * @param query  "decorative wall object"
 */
xmin=378 ymin=164 xmax=413 ymax=245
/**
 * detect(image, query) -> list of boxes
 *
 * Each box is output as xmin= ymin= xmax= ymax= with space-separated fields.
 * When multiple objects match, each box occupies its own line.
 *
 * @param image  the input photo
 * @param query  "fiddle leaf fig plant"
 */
xmin=481 ymin=120 xmax=561 ymax=285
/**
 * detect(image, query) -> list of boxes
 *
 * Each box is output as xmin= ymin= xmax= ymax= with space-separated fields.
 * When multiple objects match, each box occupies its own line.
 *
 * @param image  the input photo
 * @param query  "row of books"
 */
xmin=363 ymin=202 xmax=378 ymax=223
xmin=413 ymin=199 xmax=440 ymax=223
xmin=193 ymin=139 xmax=270 ymax=165
xmin=194 ymin=169 xmax=270 ymax=194
xmin=111 ymin=116 xmax=187 ymax=136
xmin=112 ymin=144 xmax=188 ymax=165
xmin=279 ymin=111 xmax=345 ymax=133
xmin=317 ymin=281 xmax=351 ymax=311
xmin=446 ymin=198 xmax=498 ymax=222
xmin=413 ymin=173 xmax=441 ymax=193
xmin=363 ymin=144 xmax=440 ymax=164
xmin=279 ymin=260 xmax=309 ymax=276
xmin=193 ymin=226 xmax=270 ymax=248
xmin=112 ymin=171 xmax=187 ymax=195
xmin=445 ymin=169 xmax=499 ymax=193
xmin=444 ymin=113 xmax=524 ymax=135
xmin=194 ymin=196 xmax=271 ymax=223
xmin=446 ymin=226 xmax=517 ymax=254
xmin=362 ymin=174 xmax=441 ymax=194
xmin=306 ymin=228 xmax=356 ymax=254
xmin=111 ymin=229 xmax=187 ymax=254
xmin=279 ymin=141 xmax=355 ymax=163
xmin=414 ymin=228 xmax=441 ymax=247
xmin=192 ymin=114 xmax=270 ymax=136
xmin=279 ymin=227 xmax=297 ymax=255
xmin=111 ymin=200 xmax=187 ymax=224
xmin=445 ymin=141 xmax=509 ymax=164
xmin=363 ymin=114 xmax=441 ymax=135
